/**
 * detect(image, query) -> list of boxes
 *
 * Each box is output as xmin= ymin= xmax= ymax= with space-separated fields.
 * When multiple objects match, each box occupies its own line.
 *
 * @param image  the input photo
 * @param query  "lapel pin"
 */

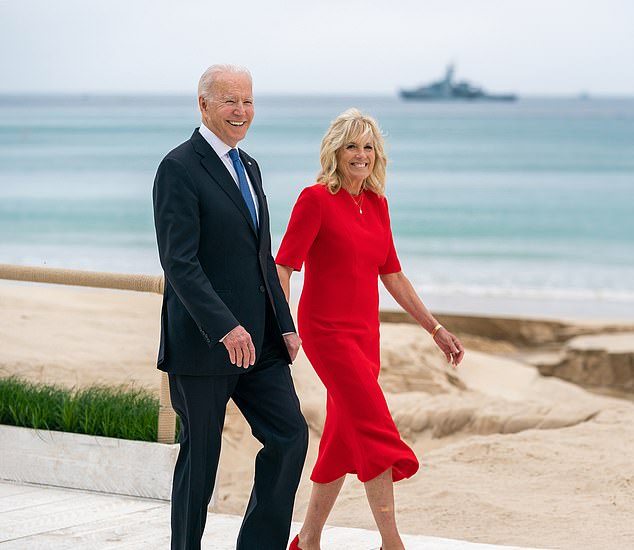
xmin=247 ymin=161 xmax=252 ymax=166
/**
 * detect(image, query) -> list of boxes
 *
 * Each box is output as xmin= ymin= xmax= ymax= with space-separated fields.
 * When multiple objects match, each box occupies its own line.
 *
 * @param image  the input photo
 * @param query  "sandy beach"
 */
xmin=1 ymin=281 xmax=633 ymax=550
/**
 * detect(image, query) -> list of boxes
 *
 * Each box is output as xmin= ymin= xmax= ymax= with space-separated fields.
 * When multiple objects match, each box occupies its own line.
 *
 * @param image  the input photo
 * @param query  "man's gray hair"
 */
xmin=198 ymin=64 xmax=252 ymax=99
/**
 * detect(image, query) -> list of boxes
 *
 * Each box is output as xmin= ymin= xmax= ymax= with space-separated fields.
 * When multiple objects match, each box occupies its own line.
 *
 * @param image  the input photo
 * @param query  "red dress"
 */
xmin=276 ymin=184 xmax=419 ymax=483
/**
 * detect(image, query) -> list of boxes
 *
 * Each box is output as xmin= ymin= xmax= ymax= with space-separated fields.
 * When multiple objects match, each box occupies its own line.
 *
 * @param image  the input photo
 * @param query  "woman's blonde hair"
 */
xmin=317 ymin=108 xmax=387 ymax=196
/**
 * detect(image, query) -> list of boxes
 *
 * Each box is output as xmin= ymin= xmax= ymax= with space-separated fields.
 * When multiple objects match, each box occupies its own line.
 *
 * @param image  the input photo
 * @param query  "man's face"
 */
xmin=199 ymin=73 xmax=254 ymax=147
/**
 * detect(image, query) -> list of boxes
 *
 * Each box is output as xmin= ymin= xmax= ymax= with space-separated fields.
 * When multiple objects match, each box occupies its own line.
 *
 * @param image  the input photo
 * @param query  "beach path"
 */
xmin=0 ymin=480 xmax=549 ymax=550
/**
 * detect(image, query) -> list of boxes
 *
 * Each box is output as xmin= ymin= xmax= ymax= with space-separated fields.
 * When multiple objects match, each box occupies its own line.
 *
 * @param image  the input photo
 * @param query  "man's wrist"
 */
xmin=219 ymin=324 xmax=240 ymax=342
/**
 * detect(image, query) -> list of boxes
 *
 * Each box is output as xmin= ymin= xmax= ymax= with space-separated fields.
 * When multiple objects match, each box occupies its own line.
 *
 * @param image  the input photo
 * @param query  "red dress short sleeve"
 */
xmin=275 ymin=185 xmax=322 ymax=272
xmin=379 ymin=198 xmax=402 ymax=275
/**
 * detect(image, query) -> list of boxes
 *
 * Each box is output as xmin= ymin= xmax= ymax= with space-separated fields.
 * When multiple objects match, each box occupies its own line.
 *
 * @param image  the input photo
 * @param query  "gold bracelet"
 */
xmin=431 ymin=323 xmax=443 ymax=338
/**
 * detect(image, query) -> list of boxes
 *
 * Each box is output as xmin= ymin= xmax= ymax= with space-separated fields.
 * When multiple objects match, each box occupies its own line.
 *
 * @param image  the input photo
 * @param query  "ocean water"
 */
xmin=1 ymin=95 xmax=633 ymax=319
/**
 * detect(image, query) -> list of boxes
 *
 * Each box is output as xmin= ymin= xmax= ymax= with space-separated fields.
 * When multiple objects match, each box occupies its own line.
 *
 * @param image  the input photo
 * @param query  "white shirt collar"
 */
xmin=198 ymin=122 xmax=238 ymax=158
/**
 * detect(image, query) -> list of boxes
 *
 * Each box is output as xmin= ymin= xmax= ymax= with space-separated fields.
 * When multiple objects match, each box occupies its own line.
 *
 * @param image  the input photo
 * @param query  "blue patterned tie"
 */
xmin=228 ymin=148 xmax=258 ymax=229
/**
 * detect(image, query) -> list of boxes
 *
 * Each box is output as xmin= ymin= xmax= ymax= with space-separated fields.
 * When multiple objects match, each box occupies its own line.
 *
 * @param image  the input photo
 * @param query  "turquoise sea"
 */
xmin=1 ymin=95 xmax=633 ymax=319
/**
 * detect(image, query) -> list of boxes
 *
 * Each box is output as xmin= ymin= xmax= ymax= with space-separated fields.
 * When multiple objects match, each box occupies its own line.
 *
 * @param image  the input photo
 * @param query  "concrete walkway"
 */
xmin=0 ymin=481 xmax=550 ymax=550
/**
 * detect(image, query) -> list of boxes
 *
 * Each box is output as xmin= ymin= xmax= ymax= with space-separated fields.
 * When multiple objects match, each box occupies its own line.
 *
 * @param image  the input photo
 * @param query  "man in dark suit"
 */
xmin=153 ymin=64 xmax=308 ymax=550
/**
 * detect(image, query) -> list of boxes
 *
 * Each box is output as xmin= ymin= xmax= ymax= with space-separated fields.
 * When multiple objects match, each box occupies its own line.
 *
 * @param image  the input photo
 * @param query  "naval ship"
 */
xmin=400 ymin=65 xmax=517 ymax=101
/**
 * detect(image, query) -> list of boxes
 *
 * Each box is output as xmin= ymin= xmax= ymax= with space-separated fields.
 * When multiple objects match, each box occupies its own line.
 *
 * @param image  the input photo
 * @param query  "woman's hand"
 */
xmin=433 ymin=327 xmax=464 ymax=367
xmin=380 ymin=272 xmax=465 ymax=367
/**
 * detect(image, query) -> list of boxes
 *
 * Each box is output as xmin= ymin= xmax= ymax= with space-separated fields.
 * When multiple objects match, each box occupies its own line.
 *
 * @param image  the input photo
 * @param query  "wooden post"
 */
xmin=158 ymin=372 xmax=177 ymax=444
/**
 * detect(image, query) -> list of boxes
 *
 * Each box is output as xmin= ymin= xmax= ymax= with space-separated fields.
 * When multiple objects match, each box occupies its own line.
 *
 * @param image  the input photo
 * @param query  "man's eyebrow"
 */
xmin=221 ymin=95 xmax=253 ymax=101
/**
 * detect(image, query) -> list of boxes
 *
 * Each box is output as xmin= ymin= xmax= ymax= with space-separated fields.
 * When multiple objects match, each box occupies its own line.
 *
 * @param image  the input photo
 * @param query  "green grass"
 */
xmin=0 ymin=377 xmax=165 ymax=442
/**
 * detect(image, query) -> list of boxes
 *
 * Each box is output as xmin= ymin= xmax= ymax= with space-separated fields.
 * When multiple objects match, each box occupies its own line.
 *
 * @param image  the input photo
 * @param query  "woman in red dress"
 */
xmin=276 ymin=109 xmax=464 ymax=550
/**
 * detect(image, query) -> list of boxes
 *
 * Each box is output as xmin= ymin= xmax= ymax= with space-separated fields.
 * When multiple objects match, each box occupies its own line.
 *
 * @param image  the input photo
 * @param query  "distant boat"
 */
xmin=400 ymin=65 xmax=517 ymax=101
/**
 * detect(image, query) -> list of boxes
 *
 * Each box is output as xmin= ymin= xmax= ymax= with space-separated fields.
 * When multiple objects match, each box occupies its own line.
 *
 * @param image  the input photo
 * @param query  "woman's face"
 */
xmin=336 ymin=136 xmax=375 ymax=186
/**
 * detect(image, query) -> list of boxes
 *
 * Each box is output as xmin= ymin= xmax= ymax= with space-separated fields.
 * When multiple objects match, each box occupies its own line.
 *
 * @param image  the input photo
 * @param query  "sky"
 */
xmin=1 ymin=0 xmax=633 ymax=96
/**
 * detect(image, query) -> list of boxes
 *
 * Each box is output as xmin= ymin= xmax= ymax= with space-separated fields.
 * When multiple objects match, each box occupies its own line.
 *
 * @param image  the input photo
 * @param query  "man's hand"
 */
xmin=283 ymin=332 xmax=302 ymax=363
xmin=222 ymin=325 xmax=256 ymax=368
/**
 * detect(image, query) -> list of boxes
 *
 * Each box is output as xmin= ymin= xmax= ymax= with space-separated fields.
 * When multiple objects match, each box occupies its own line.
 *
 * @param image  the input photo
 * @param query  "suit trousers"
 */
xmin=168 ymin=312 xmax=308 ymax=550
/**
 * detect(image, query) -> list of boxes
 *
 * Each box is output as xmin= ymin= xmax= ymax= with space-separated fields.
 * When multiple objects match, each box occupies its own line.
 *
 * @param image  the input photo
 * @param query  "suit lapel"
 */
xmin=190 ymin=130 xmax=258 ymax=237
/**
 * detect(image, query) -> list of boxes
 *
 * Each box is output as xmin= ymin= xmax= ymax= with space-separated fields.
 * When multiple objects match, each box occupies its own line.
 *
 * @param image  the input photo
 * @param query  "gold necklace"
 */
xmin=350 ymin=191 xmax=364 ymax=214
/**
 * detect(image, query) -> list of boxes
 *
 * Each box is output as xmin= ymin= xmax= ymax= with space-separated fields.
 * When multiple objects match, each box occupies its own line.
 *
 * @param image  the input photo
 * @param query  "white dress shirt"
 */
xmin=198 ymin=123 xmax=259 ymax=224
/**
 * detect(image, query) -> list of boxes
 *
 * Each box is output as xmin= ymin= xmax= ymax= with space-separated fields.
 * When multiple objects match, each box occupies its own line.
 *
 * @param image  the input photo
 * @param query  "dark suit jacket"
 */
xmin=152 ymin=128 xmax=295 ymax=375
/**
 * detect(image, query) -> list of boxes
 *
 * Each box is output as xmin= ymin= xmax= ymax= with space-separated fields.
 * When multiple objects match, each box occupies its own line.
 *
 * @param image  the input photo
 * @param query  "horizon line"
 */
xmin=1 ymin=91 xmax=633 ymax=99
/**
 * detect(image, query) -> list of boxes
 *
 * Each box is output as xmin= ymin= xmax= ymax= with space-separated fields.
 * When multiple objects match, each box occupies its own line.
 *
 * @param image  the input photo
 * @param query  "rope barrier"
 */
xmin=0 ymin=264 xmax=164 ymax=294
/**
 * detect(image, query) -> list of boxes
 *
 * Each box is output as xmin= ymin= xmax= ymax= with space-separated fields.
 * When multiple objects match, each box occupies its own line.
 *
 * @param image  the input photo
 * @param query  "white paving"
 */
xmin=0 ymin=481 xmax=550 ymax=550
